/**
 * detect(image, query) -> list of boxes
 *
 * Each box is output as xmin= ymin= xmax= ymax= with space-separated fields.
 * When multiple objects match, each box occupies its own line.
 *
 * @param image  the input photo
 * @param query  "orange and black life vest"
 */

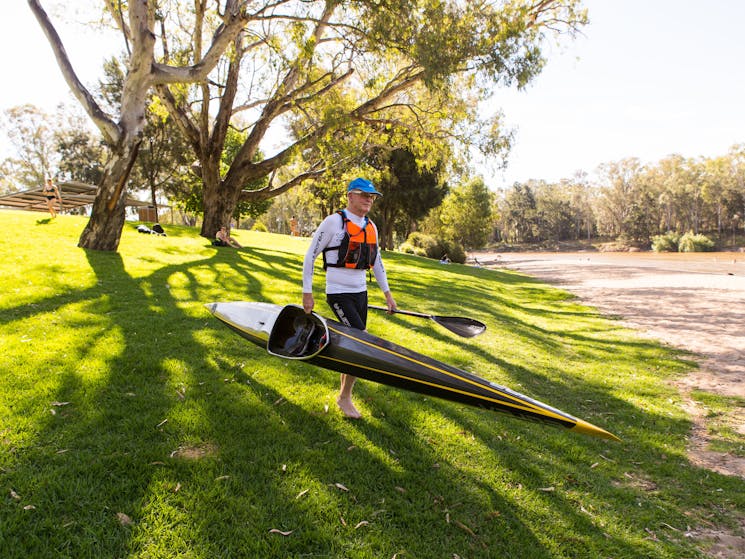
xmin=322 ymin=210 xmax=378 ymax=270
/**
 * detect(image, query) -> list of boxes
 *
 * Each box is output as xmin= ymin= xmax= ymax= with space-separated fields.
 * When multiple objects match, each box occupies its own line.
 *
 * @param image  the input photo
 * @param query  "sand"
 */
xmin=472 ymin=250 xmax=745 ymax=557
xmin=472 ymin=251 xmax=745 ymax=476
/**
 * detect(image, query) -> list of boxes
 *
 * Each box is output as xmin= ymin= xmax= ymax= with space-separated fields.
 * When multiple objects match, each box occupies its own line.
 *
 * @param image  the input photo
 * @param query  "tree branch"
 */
xmin=151 ymin=4 xmax=251 ymax=84
xmin=28 ymin=0 xmax=121 ymax=144
xmin=240 ymin=163 xmax=327 ymax=201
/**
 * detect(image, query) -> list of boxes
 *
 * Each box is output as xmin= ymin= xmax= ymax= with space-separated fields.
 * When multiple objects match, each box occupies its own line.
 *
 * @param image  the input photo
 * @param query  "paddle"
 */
xmin=368 ymin=305 xmax=486 ymax=338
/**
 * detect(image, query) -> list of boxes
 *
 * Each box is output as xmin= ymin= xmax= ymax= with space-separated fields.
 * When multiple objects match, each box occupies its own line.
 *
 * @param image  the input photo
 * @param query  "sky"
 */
xmin=2 ymin=1 xmax=745 ymax=189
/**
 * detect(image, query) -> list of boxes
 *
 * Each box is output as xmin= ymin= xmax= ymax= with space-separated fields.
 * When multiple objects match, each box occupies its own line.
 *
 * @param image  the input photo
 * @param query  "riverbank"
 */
xmin=472 ymin=250 xmax=745 ymax=474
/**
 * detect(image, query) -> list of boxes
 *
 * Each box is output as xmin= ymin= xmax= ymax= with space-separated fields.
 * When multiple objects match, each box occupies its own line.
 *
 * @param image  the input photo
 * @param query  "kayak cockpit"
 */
xmin=267 ymin=305 xmax=329 ymax=360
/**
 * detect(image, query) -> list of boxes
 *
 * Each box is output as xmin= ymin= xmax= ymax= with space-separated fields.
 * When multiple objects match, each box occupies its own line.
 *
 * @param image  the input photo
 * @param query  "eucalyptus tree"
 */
xmin=564 ymin=171 xmax=595 ymax=240
xmin=29 ymin=0 xmax=257 ymax=250
xmin=152 ymin=0 xmax=587 ymax=239
xmin=727 ymin=144 xmax=745 ymax=232
xmin=700 ymin=156 xmax=733 ymax=234
xmin=594 ymin=158 xmax=646 ymax=239
xmin=95 ymin=57 xmax=192 ymax=222
xmin=438 ymin=177 xmax=494 ymax=250
xmin=0 ymin=104 xmax=59 ymax=189
xmin=533 ymin=181 xmax=574 ymax=241
xmin=655 ymin=155 xmax=704 ymax=234
xmin=499 ymin=182 xmax=538 ymax=243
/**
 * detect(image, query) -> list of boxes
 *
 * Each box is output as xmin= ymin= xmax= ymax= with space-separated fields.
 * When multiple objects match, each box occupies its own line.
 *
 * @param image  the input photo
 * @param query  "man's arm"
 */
xmin=302 ymin=215 xmax=335 ymax=313
xmin=372 ymin=223 xmax=396 ymax=312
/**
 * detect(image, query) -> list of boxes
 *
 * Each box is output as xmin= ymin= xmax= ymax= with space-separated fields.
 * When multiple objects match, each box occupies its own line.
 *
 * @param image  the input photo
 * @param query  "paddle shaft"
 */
xmin=368 ymin=305 xmax=431 ymax=319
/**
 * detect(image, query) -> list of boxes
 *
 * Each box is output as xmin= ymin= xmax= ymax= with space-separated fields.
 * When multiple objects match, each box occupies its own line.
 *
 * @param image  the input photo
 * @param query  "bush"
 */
xmin=399 ymin=232 xmax=466 ymax=264
xmin=678 ymin=232 xmax=715 ymax=252
xmin=651 ymin=231 xmax=680 ymax=252
xmin=398 ymin=241 xmax=428 ymax=257
xmin=437 ymin=240 xmax=466 ymax=264
xmin=251 ymin=220 xmax=268 ymax=232
xmin=399 ymin=232 xmax=440 ymax=258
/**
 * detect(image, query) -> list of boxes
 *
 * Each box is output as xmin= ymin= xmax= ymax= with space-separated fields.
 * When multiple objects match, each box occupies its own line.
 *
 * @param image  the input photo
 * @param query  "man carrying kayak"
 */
xmin=302 ymin=177 xmax=397 ymax=418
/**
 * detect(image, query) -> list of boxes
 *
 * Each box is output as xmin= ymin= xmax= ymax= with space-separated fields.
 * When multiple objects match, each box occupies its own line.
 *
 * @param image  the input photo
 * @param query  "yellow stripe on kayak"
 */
xmin=317 ymin=353 xmax=553 ymax=420
xmin=327 ymin=325 xmax=620 ymax=441
xmin=326 ymin=326 xmax=571 ymax=423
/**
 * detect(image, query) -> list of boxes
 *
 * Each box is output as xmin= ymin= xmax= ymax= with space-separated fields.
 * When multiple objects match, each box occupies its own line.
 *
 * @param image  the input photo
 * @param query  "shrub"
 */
xmin=651 ymin=231 xmax=680 ymax=252
xmin=398 ymin=242 xmax=428 ymax=257
xmin=251 ymin=220 xmax=268 ymax=232
xmin=399 ymin=232 xmax=466 ymax=264
xmin=400 ymin=232 xmax=440 ymax=258
xmin=437 ymin=239 xmax=466 ymax=264
xmin=678 ymin=232 xmax=715 ymax=252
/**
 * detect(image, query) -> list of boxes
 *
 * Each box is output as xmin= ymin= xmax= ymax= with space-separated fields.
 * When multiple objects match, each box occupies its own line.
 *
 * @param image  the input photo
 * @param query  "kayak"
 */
xmin=206 ymin=301 xmax=619 ymax=441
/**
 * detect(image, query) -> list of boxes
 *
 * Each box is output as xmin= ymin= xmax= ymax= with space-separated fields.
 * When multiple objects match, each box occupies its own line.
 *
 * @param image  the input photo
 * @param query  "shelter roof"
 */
xmin=0 ymin=181 xmax=151 ymax=212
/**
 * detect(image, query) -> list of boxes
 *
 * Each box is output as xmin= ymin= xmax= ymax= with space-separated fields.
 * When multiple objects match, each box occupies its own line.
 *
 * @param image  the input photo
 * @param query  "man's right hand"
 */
xmin=302 ymin=292 xmax=314 ymax=314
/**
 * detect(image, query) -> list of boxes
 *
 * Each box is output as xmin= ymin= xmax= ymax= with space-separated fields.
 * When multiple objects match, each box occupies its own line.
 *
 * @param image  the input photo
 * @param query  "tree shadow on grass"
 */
xmin=2 ymin=241 xmax=741 ymax=558
xmin=1 ymin=246 xmax=548 ymax=558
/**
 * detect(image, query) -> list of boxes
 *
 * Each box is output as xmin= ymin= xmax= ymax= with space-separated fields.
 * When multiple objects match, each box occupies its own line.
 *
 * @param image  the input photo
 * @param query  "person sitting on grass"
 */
xmin=214 ymin=226 xmax=243 ymax=248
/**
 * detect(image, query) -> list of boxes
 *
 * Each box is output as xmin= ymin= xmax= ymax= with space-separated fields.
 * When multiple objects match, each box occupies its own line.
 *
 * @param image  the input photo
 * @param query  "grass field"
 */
xmin=1 ymin=210 xmax=743 ymax=558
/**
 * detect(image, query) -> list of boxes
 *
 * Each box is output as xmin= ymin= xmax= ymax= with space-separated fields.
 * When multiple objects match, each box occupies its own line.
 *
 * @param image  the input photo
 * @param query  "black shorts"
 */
xmin=326 ymin=292 xmax=368 ymax=330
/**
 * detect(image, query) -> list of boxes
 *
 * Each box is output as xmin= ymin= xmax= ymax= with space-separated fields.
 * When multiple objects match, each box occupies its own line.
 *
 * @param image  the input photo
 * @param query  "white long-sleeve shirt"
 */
xmin=303 ymin=210 xmax=390 ymax=295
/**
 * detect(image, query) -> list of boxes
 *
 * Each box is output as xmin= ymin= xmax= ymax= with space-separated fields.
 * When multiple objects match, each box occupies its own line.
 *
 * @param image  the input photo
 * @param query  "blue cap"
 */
xmin=347 ymin=177 xmax=382 ymax=197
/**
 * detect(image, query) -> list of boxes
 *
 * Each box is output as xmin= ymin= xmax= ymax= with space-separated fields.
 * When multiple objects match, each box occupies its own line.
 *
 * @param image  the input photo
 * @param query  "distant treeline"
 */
xmin=491 ymin=145 xmax=745 ymax=248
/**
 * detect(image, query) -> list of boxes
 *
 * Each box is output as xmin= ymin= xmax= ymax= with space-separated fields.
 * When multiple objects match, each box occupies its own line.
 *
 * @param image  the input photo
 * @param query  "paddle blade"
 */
xmin=431 ymin=315 xmax=486 ymax=338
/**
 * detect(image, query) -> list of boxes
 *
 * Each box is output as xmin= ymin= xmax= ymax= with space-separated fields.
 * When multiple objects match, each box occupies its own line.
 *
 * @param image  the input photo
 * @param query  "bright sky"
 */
xmin=3 ymin=1 xmax=745 ymax=189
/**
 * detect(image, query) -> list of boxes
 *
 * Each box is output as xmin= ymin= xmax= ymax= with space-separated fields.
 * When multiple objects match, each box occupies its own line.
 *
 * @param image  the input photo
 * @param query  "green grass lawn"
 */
xmin=1 ymin=210 xmax=743 ymax=558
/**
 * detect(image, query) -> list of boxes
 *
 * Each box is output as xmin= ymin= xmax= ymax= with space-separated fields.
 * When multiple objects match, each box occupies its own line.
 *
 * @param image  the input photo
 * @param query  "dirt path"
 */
xmin=472 ymin=250 xmax=745 ymax=556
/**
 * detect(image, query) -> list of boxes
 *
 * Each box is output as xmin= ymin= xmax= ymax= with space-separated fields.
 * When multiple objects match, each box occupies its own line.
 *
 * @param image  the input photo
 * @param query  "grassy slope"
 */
xmin=0 ymin=210 xmax=742 ymax=558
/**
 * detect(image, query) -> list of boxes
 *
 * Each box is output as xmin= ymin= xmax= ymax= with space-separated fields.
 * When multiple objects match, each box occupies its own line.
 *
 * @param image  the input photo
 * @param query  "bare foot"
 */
xmin=336 ymin=396 xmax=362 ymax=419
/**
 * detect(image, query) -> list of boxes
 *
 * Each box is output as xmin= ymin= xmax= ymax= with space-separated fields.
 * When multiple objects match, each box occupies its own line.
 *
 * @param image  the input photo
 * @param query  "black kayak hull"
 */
xmin=206 ymin=302 xmax=619 ymax=441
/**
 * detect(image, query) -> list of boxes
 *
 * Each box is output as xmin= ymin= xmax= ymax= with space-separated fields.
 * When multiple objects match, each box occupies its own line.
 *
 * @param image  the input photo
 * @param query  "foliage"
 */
xmin=677 ymin=231 xmax=715 ymax=252
xmin=151 ymin=0 xmax=587 ymax=239
xmin=399 ymin=231 xmax=440 ymax=258
xmin=370 ymin=148 xmax=449 ymax=250
xmin=2 ymin=210 xmax=743 ymax=558
xmin=251 ymin=220 xmax=268 ymax=232
xmin=399 ymin=231 xmax=465 ymax=263
xmin=0 ymin=104 xmax=59 ymax=188
xmin=651 ymin=231 xmax=681 ymax=253
xmin=496 ymin=179 xmax=590 ymax=244
xmin=594 ymin=158 xmax=649 ymax=240
xmin=438 ymin=239 xmax=466 ymax=264
xmin=436 ymin=176 xmax=494 ymax=250
xmin=496 ymin=181 xmax=539 ymax=243
xmin=1 ymin=103 xmax=109 ymax=188
xmin=490 ymin=144 xmax=745 ymax=248
xmin=55 ymin=125 xmax=108 ymax=185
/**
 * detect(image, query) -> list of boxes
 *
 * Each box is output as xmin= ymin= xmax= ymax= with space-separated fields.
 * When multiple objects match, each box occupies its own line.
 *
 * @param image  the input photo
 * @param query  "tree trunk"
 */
xmin=150 ymin=182 xmax=160 ymax=223
xmin=78 ymin=141 xmax=141 ymax=251
xmin=200 ymin=159 xmax=240 ymax=238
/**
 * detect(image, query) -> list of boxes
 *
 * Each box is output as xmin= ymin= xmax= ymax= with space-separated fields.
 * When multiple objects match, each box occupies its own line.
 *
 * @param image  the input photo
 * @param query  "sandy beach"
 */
xmin=472 ymin=250 xmax=745 ymax=480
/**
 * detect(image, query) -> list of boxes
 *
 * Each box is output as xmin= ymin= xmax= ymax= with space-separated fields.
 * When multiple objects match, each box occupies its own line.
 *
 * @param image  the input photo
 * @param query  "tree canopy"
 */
xmin=31 ymin=0 xmax=587 ymax=249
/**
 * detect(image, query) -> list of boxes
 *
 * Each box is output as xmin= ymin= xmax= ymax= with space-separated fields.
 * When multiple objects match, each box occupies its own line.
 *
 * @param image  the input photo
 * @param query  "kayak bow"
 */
xmin=206 ymin=302 xmax=619 ymax=442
